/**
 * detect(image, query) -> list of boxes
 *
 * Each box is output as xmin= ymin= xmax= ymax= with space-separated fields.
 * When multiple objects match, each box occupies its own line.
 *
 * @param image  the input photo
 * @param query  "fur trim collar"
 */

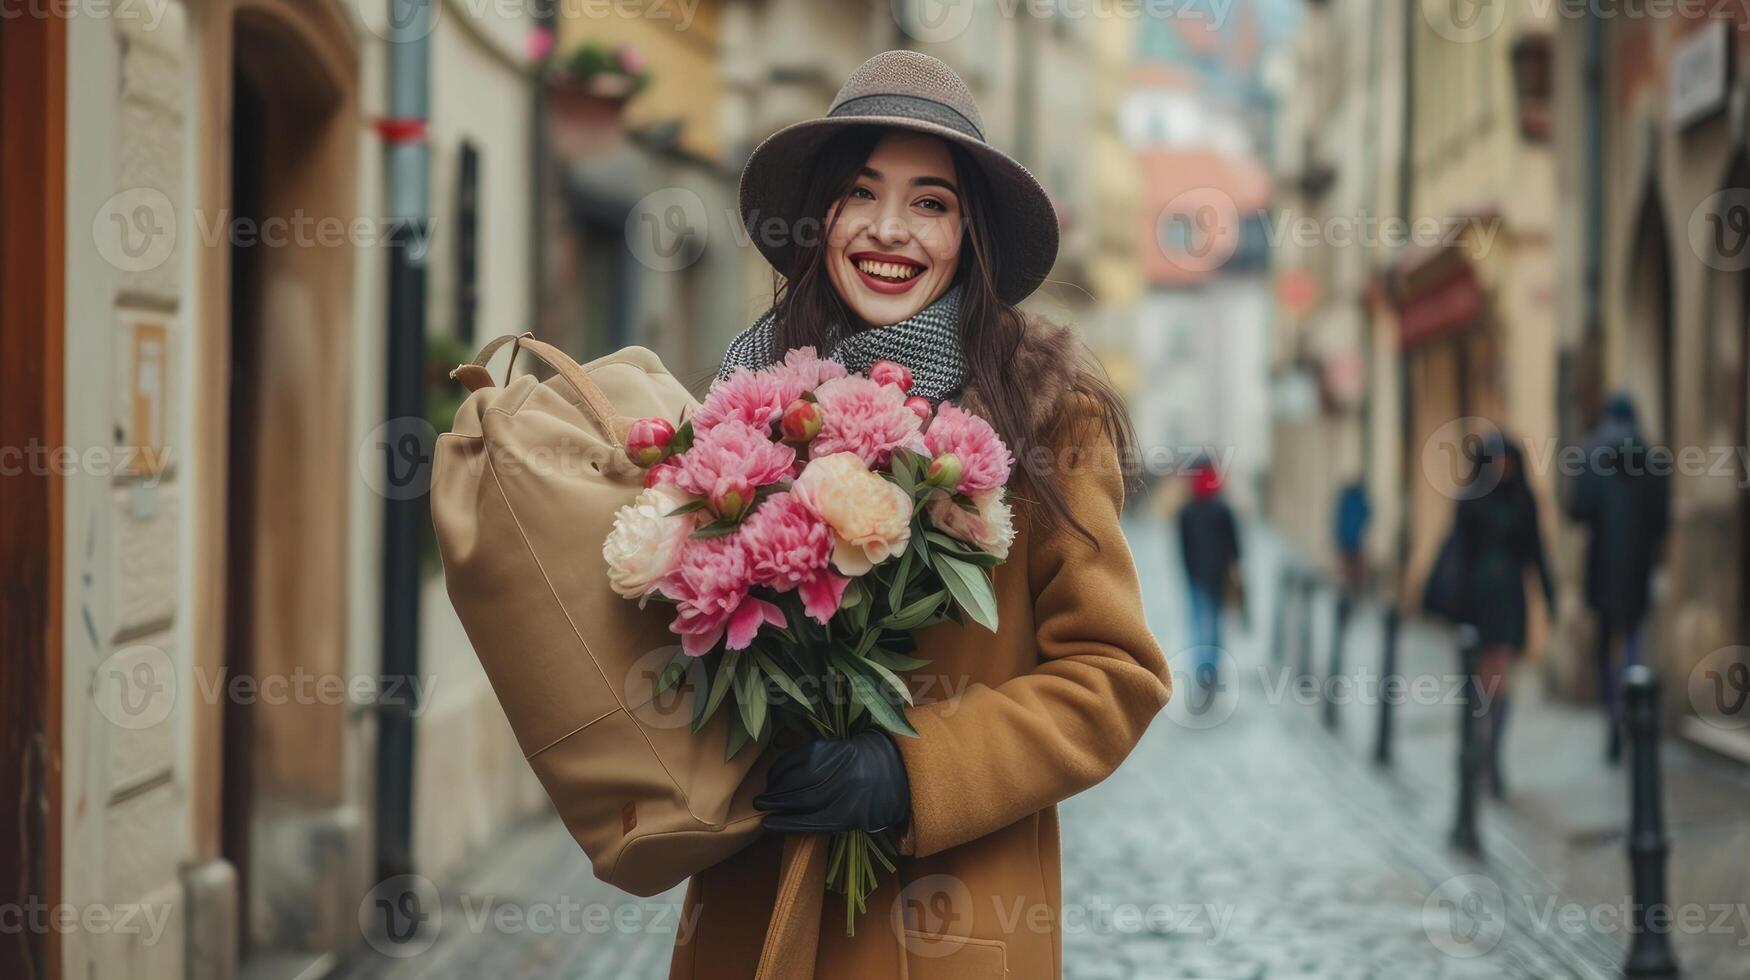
xmin=957 ymin=318 xmax=1088 ymax=438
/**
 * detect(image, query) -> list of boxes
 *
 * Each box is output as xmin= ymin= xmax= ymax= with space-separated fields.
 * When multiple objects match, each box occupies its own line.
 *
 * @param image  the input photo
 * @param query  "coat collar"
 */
xmin=955 ymin=317 xmax=1086 ymax=440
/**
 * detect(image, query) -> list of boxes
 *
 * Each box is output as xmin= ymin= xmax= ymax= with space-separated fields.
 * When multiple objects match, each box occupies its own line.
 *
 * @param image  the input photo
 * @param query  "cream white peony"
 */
xmin=603 ymin=483 xmax=696 ymax=602
xmin=790 ymin=452 xmax=913 ymax=576
xmin=925 ymin=487 xmax=1016 ymax=560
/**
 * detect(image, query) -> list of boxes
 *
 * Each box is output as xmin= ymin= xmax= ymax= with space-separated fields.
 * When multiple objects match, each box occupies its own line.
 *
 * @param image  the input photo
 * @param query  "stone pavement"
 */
xmin=1273 ymin=525 xmax=1750 ymax=980
xmin=332 ymin=515 xmax=1718 ymax=980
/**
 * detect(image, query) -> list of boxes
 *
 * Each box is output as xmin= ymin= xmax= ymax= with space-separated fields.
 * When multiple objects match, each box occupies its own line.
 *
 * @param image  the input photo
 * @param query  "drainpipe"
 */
xmin=1393 ymin=0 xmax=1416 ymax=577
xmin=1576 ymin=10 xmax=1605 ymax=447
xmin=377 ymin=0 xmax=433 ymax=883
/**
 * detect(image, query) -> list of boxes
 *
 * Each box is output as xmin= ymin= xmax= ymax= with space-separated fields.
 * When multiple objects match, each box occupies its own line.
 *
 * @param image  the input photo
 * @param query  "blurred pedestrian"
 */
xmin=1452 ymin=431 xmax=1556 ymax=797
xmin=1179 ymin=457 xmax=1242 ymax=705
xmin=1333 ymin=477 xmax=1371 ymax=593
xmin=1568 ymin=392 xmax=1670 ymax=763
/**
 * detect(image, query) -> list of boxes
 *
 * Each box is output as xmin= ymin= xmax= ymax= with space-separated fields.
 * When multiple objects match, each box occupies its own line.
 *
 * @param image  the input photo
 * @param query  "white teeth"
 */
xmin=856 ymin=259 xmax=922 ymax=281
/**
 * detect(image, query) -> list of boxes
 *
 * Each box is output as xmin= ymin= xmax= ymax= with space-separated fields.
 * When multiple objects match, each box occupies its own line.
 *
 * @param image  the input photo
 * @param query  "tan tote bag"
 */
xmin=431 ymin=335 xmax=826 ymax=980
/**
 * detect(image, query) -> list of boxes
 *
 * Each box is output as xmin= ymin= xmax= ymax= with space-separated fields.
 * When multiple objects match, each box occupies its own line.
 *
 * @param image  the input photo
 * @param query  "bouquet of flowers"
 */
xmin=602 ymin=347 xmax=1016 ymax=932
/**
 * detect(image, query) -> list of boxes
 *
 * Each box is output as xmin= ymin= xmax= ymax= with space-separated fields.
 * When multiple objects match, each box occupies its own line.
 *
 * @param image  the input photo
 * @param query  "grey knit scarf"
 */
xmin=716 ymin=285 xmax=967 ymax=401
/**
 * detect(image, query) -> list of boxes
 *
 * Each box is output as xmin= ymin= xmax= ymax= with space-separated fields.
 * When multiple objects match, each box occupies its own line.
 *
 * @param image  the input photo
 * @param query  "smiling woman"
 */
xmin=685 ymin=50 xmax=1169 ymax=980
xmin=824 ymin=133 xmax=965 ymax=326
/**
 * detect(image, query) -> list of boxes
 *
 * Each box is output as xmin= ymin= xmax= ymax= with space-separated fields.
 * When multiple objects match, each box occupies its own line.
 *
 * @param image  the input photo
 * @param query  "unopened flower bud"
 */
xmin=625 ymin=417 xmax=677 ymax=467
xmin=903 ymin=395 xmax=933 ymax=420
xmin=780 ymin=398 xmax=823 ymax=442
xmin=870 ymin=360 xmax=914 ymax=392
xmin=925 ymin=452 xmax=963 ymax=490
xmin=711 ymin=475 xmax=754 ymax=520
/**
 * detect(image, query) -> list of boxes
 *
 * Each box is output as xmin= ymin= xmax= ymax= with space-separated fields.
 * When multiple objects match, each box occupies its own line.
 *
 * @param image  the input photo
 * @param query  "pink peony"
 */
xmin=670 ymin=420 xmax=796 ymax=498
xmin=791 ymin=452 xmax=913 ymax=575
xmin=903 ymin=396 xmax=933 ymax=420
xmin=694 ymin=367 xmax=789 ymax=433
xmin=810 ymin=375 xmax=927 ymax=469
xmin=922 ymin=402 xmax=1013 ymax=493
xmin=662 ymin=535 xmax=787 ymax=657
xmin=926 ymin=487 xmax=1016 ymax=560
xmin=771 ymin=346 xmax=848 ymax=398
xmin=739 ymin=490 xmax=849 ymax=622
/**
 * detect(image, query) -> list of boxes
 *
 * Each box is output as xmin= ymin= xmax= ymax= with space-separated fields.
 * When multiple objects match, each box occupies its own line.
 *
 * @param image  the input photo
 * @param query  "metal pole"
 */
xmin=1325 ymin=589 xmax=1351 ymax=730
xmin=1271 ymin=564 xmax=1292 ymax=665
xmin=1450 ymin=627 xmax=1482 ymax=855
xmin=1296 ymin=573 xmax=1316 ymax=683
xmin=377 ymin=0 xmax=433 ymax=884
xmin=1622 ymin=665 xmax=1679 ymax=978
xmin=1375 ymin=605 xmax=1400 ymax=766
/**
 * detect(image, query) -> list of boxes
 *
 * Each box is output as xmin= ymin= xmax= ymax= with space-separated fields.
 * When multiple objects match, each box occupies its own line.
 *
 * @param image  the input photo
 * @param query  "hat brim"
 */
xmin=737 ymin=116 xmax=1060 ymax=306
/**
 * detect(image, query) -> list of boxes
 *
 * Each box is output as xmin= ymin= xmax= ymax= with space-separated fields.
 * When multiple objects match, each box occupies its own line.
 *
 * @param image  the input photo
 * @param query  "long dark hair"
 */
xmin=766 ymin=126 xmax=1137 ymax=545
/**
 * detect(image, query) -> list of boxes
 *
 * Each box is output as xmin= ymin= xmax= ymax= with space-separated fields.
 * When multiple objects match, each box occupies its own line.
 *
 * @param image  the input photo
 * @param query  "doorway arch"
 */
xmin=191 ymin=1 xmax=361 ymax=975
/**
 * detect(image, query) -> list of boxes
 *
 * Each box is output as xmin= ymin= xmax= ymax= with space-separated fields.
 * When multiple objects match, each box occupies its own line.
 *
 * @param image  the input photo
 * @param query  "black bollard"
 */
xmin=1271 ymin=564 xmax=1292 ymax=665
xmin=1375 ymin=605 xmax=1400 ymax=767
xmin=1450 ymin=627 xmax=1482 ymax=855
xmin=1296 ymin=573 xmax=1317 ymax=683
xmin=1324 ymin=589 xmax=1351 ymax=731
xmin=1622 ymin=665 xmax=1680 ymax=978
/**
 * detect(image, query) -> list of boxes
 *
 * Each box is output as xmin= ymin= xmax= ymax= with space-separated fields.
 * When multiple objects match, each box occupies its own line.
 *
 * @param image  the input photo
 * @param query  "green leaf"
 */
xmin=690 ymin=518 xmax=740 ymax=540
xmin=886 ymin=548 xmax=914 ymax=611
xmin=724 ymin=709 xmax=750 ymax=760
xmin=882 ymin=588 xmax=947 ymax=631
xmin=655 ymin=649 xmax=690 ymax=696
xmin=867 ymin=648 xmax=931 ymax=673
xmin=843 ymin=666 xmax=918 ymax=738
xmin=752 ymin=651 xmax=815 ymax=713
xmin=736 ymin=659 xmax=768 ymax=742
xmin=849 ymin=651 xmax=915 ymax=707
xmin=936 ymin=553 xmax=1000 ymax=632
xmin=664 ymin=499 xmax=708 ymax=517
xmin=693 ymin=648 xmax=740 ymax=732
xmin=669 ymin=418 xmax=695 ymax=454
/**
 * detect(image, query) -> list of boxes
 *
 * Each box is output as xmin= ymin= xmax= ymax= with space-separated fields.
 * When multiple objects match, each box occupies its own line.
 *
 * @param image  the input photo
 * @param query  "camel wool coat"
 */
xmin=668 ymin=321 xmax=1173 ymax=980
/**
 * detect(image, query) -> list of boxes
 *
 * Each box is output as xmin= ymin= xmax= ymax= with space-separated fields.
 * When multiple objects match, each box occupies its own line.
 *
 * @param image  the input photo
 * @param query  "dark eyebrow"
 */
xmin=857 ymin=167 xmax=959 ymax=196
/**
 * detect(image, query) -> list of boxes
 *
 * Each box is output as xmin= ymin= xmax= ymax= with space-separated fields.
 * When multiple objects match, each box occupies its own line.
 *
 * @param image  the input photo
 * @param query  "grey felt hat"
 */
xmin=737 ymin=50 xmax=1060 ymax=305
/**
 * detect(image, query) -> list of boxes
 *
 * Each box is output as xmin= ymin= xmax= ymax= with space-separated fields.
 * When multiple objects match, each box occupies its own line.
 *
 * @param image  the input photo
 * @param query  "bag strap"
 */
xmin=452 ymin=333 xmax=630 ymax=444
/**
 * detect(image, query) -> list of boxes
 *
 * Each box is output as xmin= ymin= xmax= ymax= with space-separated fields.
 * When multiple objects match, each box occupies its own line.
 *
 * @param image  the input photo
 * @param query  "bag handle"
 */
xmin=452 ymin=333 xmax=630 ymax=444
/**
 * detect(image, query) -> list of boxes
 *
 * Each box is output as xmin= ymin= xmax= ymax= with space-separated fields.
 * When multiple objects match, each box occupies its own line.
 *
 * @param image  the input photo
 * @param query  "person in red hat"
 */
xmin=1177 ymin=455 xmax=1241 ymax=708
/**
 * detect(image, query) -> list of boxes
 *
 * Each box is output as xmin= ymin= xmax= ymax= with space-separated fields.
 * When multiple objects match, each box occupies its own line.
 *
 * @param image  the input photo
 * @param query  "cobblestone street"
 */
xmin=333 ymin=517 xmax=1723 ymax=980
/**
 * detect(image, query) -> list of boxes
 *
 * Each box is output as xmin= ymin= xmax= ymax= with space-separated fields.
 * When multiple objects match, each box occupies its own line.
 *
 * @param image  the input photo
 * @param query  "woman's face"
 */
xmin=824 ymin=132 xmax=965 ymax=327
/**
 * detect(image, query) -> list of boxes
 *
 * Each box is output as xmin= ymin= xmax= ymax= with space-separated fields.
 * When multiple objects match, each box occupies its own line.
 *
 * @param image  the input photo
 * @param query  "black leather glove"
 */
xmin=753 ymin=730 xmax=911 ymax=834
